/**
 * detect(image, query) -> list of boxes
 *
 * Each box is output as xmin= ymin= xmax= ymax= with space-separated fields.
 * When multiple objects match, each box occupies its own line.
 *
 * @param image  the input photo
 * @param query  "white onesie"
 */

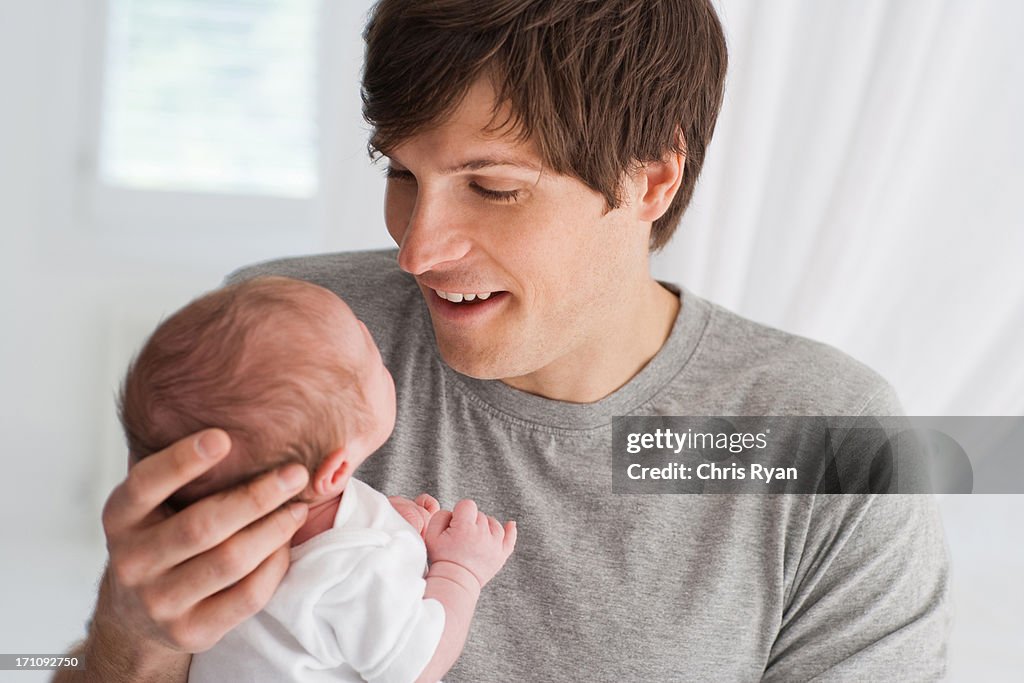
xmin=188 ymin=478 xmax=446 ymax=683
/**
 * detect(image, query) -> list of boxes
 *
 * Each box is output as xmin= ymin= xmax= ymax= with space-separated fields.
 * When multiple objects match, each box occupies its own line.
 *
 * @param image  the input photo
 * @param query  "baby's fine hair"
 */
xmin=118 ymin=276 xmax=370 ymax=481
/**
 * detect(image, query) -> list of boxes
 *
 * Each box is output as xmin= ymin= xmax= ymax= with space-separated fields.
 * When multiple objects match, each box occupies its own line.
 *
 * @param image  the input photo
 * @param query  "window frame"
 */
xmin=77 ymin=0 xmax=322 ymax=248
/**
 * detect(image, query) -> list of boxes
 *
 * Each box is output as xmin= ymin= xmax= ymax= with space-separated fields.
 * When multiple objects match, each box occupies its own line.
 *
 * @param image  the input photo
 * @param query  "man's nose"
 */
xmin=395 ymin=195 xmax=472 ymax=276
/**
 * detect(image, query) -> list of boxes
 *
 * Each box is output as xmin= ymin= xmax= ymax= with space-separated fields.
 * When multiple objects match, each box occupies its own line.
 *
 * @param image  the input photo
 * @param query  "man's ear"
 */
xmin=634 ymin=137 xmax=686 ymax=223
xmin=313 ymin=447 xmax=350 ymax=497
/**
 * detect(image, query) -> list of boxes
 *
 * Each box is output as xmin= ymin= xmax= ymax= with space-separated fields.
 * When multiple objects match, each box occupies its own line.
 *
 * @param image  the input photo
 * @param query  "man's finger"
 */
xmin=103 ymin=429 xmax=231 ymax=535
xmin=140 ymin=464 xmax=309 ymax=571
xmin=153 ymin=503 xmax=308 ymax=613
xmin=182 ymin=544 xmax=292 ymax=653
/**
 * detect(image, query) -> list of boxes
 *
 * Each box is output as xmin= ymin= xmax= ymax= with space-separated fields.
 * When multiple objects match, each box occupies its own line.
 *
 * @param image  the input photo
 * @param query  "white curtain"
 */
xmin=655 ymin=6 xmax=1024 ymax=675
xmin=653 ymin=0 xmax=1024 ymax=417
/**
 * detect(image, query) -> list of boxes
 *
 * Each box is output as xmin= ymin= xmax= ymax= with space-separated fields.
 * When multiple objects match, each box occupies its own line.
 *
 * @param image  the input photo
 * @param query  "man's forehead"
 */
xmin=383 ymin=78 xmax=544 ymax=173
xmin=391 ymin=153 xmax=542 ymax=175
xmin=385 ymin=136 xmax=544 ymax=174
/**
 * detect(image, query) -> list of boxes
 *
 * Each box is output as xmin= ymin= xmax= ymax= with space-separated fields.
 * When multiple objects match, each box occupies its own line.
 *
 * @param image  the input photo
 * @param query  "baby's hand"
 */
xmin=423 ymin=499 xmax=517 ymax=588
xmin=388 ymin=493 xmax=440 ymax=536
xmin=414 ymin=493 xmax=441 ymax=516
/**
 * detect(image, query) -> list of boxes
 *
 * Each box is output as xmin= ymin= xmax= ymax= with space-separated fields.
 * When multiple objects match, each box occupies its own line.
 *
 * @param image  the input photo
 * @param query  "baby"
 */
xmin=118 ymin=275 xmax=516 ymax=683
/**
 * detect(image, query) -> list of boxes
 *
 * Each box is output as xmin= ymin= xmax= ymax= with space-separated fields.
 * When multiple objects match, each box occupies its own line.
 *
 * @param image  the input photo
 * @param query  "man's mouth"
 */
xmin=425 ymin=287 xmax=510 ymax=320
xmin=433 ymin=289 xmax=495 ymax=303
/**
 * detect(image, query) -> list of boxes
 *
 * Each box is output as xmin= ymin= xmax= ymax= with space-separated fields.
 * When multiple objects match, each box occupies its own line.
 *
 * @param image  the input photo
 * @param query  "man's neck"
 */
xmin=501 ymin=279 xmax=680 ymax=404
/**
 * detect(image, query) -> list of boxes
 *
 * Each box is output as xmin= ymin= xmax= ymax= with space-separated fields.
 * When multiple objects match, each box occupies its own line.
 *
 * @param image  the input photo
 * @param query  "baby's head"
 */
xmin=118 ymin=276 xmax=396 ymax=510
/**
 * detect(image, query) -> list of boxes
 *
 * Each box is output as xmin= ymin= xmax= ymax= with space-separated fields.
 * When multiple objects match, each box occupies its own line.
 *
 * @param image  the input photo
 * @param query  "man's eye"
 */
xmin=385 ymin=168 xmax=519 ymax=203
xmin=470 ymin=183 xmax=520 ymax=203
xmin=384 ymin=167 xmax=415 ymax=182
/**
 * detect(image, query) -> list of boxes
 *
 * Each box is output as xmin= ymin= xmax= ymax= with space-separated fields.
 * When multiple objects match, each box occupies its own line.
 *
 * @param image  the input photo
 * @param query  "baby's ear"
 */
xmin=314 ymin=448 xmax=350 ymax=497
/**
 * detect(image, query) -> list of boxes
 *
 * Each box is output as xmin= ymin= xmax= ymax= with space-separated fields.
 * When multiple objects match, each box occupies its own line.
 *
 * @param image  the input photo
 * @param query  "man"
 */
xmin=61 ymin=1 xmax=949 ymax=681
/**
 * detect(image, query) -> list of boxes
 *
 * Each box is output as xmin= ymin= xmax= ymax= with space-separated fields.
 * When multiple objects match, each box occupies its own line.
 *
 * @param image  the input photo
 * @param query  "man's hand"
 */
xmin=423 ymin=499 xmax=516 ymax=588
xmin=72 ymin=429 xmax=310 ymax=682
xmin=388 ymin=493 xmax=440 ymax=536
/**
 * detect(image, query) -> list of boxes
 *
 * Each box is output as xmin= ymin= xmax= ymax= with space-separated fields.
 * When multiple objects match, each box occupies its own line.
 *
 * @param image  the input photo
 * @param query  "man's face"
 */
xmin=383 ymin=79 xmax=651 ymax=389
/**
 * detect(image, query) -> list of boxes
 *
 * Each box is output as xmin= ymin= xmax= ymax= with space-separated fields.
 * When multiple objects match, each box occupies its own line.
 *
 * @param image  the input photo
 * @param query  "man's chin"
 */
xmin=437 ymin=350 xmax=503 ymax=380
xmin=435 ymin=342 xmax=516 ymax=381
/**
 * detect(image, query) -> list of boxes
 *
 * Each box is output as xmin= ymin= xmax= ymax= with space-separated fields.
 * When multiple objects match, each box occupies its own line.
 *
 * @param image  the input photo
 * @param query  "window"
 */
xmin=100 ymin=0 xmax=319 ymax=198
xmin=80 ymin=0 xmax=323 ymax=253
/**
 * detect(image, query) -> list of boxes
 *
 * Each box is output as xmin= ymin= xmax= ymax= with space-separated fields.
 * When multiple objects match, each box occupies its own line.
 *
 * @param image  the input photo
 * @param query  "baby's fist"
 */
xmin=424 ymin=499 xmax=517 ymax=588
xmin=388 ymin=493 xmax=439 ymax=536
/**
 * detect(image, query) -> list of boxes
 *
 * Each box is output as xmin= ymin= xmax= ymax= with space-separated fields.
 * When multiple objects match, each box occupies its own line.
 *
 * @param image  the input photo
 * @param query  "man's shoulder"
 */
xmin=681 ymin=293 xmax=901 ymax=416
xmin=225 ymin=248 xmax=406 ymax=292
xmin=224 ymin=249 xmax=421 ymax=355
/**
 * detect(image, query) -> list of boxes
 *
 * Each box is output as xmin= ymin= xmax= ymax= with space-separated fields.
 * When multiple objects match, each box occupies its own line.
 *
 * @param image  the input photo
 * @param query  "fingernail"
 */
xmin=196 ymin=430 xmax=229 ymax=460
xmin=278 ymin=464 xmax=308 ymax=491
xmin=288 ymin=502 xmax=307 ymax=522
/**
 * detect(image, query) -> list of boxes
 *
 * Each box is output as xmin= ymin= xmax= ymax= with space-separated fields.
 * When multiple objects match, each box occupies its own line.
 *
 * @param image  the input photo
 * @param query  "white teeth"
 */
xmin=434 ymin=289 xmax=495 ymax=303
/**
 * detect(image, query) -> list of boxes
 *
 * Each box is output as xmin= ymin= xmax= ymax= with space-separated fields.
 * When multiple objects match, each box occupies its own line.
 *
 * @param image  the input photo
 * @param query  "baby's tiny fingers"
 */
xmin=503 ymin=521 xmax=518 ymax=552
xmin=487 ymin=515 xmax=504 ymax=538
xmin=416 ymin=493 xmax=440 ymax=514
xmin=452 ymin=499 xmax=478 ymax=526
xmin=425 ymin=509 xmax=453 ymax=542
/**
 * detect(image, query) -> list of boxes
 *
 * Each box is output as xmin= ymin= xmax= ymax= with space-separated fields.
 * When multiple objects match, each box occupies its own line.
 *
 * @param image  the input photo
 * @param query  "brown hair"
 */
xmin=362 ymin=0 xmax=728 ymax=250
xmin=118 ymin=276 xmax=369 ymax=504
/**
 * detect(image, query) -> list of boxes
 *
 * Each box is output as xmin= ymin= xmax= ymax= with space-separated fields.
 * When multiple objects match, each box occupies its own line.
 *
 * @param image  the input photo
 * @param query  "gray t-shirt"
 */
xmin=229 ymin=249 xmax=950 ymax=682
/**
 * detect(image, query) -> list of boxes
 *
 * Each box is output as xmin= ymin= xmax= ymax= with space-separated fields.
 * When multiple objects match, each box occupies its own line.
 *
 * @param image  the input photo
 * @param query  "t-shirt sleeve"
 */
xmin=763 ymin=385 xmax=952 ymax=681
xmin=314 ymin=532 xmax=445 ymax=683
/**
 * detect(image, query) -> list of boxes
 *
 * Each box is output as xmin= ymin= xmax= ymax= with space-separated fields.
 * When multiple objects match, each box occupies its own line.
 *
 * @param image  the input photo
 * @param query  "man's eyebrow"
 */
xmin=441 ymin=157 xmax=541 ymax=174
